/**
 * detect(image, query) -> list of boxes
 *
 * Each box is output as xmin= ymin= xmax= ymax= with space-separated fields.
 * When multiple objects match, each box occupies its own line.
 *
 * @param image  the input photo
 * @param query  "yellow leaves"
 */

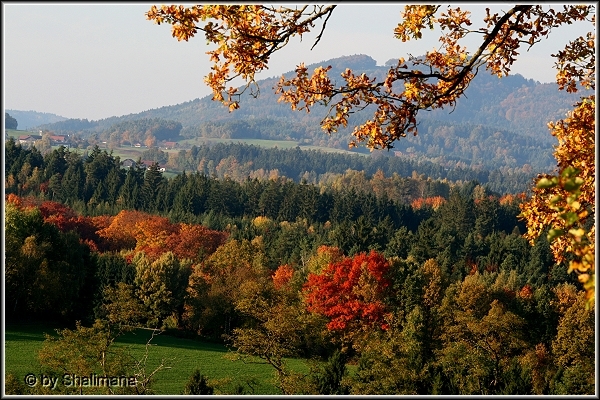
xmin=228 ymin=101 xmax=239 ymax=112
xmin=553 ymin=29 xmax=595 ymax=92
xmin=520 ymin=95 xmax=595 ymax=306
xmin=277 ymin=64 xmax=334 ymax=115
xmin=395 ymin=5 xmax=439 ymax=41
xmin=252 ymin=215 xmax=272 ymax=230
xmin=403 ymin=82 xmax=419 ymax=100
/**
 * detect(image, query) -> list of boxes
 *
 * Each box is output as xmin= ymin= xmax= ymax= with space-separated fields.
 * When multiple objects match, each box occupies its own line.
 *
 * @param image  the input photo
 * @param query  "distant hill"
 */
xmin=30 ymin=54 xmax=589 ymax=172
xmin=4 ymin=110 xmax=68 ymax=131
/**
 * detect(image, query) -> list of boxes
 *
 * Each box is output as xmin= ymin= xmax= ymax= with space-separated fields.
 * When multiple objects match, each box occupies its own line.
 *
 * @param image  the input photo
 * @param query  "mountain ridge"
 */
xmin=10 ymin=53 xmax=587 ymax=172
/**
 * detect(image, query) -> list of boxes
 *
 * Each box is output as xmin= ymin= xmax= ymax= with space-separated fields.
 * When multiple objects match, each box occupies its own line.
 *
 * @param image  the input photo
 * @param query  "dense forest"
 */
xmin=5 ymin=140 xmax=594 ymax=395
xmin=5 ymin=138 xmax=536 ymax=214
xmin=140 ymin=141 xmax=537 ymax=194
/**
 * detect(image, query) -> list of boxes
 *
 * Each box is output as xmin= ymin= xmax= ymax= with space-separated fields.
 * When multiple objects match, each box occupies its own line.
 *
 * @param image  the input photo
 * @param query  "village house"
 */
xmin=141 ymin=160 xmax=166 ymax=172
xmin=18 ymin=134 xmax=42 ymax=145
xmin=49 ymin=135 xmax=69 ymax=146
xmin=161 ymin=141 xmax=178 ymax=150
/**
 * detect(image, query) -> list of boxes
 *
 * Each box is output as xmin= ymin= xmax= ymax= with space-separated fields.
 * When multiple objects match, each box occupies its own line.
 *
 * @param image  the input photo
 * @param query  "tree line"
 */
xmin=143 ymin=141 xmax=537 ymax=194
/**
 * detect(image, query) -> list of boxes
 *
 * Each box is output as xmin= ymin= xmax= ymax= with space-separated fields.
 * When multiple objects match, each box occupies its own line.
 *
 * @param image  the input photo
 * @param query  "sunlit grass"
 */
xmin=4 ymin=323 xmax=310 ymax=395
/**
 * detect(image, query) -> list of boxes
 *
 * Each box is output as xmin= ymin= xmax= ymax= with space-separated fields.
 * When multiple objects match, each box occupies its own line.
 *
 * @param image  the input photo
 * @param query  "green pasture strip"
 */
xmin=181 ymin=136 xmax=367 ymax=156
xmin=4 ymin=324 xmax=309 ymax=395
xmin=5 ymin=129 xmax=33 ymax=139
xmin=299 ymin=144 xmax=369 ymax=156
xmin=183 ymin=137 xmax=300 ymax=149
xmin=109 ymin=147 xmax=145 ymax=160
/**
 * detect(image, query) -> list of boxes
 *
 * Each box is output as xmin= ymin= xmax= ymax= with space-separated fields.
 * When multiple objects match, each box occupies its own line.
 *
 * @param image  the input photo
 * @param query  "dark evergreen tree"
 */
xmin=43 ymin=146 xmax=69 ymax=181
xmin=5 ymin=112 xmax=18 ymax=129
xmin=118 ymin=163 xmax=145 ymax=209
xmin=183 ymin=370 xmax=214 ymax=395
xmin=61 ymin=157 xmax=85 ymax=205
xmin=313 ymin=350 xmax=350 ymax=395
xmin=140 ymin=162 xmax=164 ymax=212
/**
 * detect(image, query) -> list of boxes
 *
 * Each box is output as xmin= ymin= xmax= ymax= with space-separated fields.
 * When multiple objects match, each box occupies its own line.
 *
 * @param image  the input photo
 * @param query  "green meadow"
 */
xmin=184 ymin=137 xmax=301 ymax=149
xmin=5 ymin=129 xmax=31 ymax=138
xmin=4 ymin=323 xmax=310 ymax=395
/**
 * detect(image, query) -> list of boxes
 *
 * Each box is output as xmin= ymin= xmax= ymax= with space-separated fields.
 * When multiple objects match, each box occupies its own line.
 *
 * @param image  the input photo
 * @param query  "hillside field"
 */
xmin=5 ymin=129 xmax=33 ymax=139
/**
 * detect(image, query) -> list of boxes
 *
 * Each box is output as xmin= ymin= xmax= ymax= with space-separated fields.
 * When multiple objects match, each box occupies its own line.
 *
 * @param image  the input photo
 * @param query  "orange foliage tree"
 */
xmin=133 ymin=215 xmax=178 ymax=259
xmin=97 ymin=209 xmax=228 ymax=262
xmin=272 ymin=264 xmax=295 ymax=290
xmin=411 ymin=196 xmax=446 ymax=211
xmin=165 ymin=223 xmax=229 ymax=262
xmin=96 ymin=210 xmax=149 ymax=251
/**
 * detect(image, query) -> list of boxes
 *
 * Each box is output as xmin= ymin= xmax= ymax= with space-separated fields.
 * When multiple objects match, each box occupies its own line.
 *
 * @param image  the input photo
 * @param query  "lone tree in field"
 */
xmin=147 ymin=4 xmax=595 ymax=302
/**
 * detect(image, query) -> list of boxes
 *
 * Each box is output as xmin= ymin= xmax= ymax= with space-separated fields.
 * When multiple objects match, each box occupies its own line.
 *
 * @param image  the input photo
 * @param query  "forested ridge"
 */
xmin=32 ymin=54 xmax=584 ymax=142
xmin=5 ymin=139 xmax=594 ymax=394
xmin=141 ymin=141 xmax=536 ymax=194
xmin=5 ymin=138 xmax=536 ymax=218
xmin=21 ymin=53 xmax=591 ymax=173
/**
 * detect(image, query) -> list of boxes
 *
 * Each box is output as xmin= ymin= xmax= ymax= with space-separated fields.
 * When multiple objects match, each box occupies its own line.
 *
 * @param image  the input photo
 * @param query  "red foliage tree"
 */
xmin=27 ymin=200 xmax=103 ymax=252
xmin=303 ymin=250 xmax=391 ymax=333
xmin=38 ymin=200 xmax=78 ymax=220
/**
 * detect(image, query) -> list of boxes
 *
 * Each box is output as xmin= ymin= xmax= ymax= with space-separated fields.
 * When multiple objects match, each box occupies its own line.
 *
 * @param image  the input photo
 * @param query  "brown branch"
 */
xmin=311 ymin=5 xmax=337 ymax=50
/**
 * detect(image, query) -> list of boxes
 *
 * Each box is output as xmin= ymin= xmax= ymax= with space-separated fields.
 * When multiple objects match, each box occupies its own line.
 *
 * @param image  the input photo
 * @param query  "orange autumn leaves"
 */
xmin=6 ymin=195 xmax=228 ymax=262
xmin=520 ymin=97 xmax=595 ymax=304
xmin=97 ymin=210 xmax=229 ymax=261
xmin=146 ymin=5 xmax=336 ymax=112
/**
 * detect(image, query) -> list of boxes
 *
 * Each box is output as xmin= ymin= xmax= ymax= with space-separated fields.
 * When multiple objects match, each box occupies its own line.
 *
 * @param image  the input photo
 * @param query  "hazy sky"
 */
xmin=3 ymin=2 xmax=596 ymax=121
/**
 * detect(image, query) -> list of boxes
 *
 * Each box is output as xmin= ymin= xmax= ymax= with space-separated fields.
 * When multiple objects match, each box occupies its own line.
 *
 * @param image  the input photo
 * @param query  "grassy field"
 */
xmin=180 ymin=136 xmax=365 ymax=155
xmin=4 ymin=323 xmax=310 ymax=395
xmin=179 ymin=136 xmax=300 ymax=149
xmin=5 ymin=129 xmax=365 ymax=158
xmin=5 ymin=128 xmax=33 ymax=138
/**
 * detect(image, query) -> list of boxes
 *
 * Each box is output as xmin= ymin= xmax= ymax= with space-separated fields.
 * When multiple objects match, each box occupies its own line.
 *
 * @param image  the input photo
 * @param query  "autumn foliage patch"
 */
xmin=303 ymin=250 xmax=391 ymax=332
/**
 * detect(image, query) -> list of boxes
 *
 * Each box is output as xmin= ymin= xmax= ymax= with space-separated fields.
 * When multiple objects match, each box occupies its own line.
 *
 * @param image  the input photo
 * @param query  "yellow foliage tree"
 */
xmin=520 ymin=97 xmax=595 ymax=305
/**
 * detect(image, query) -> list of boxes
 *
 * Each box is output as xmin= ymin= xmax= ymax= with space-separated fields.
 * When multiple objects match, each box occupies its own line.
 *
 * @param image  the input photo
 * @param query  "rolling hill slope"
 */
xmin=20 ymin=54 xmax=588 ymax=171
